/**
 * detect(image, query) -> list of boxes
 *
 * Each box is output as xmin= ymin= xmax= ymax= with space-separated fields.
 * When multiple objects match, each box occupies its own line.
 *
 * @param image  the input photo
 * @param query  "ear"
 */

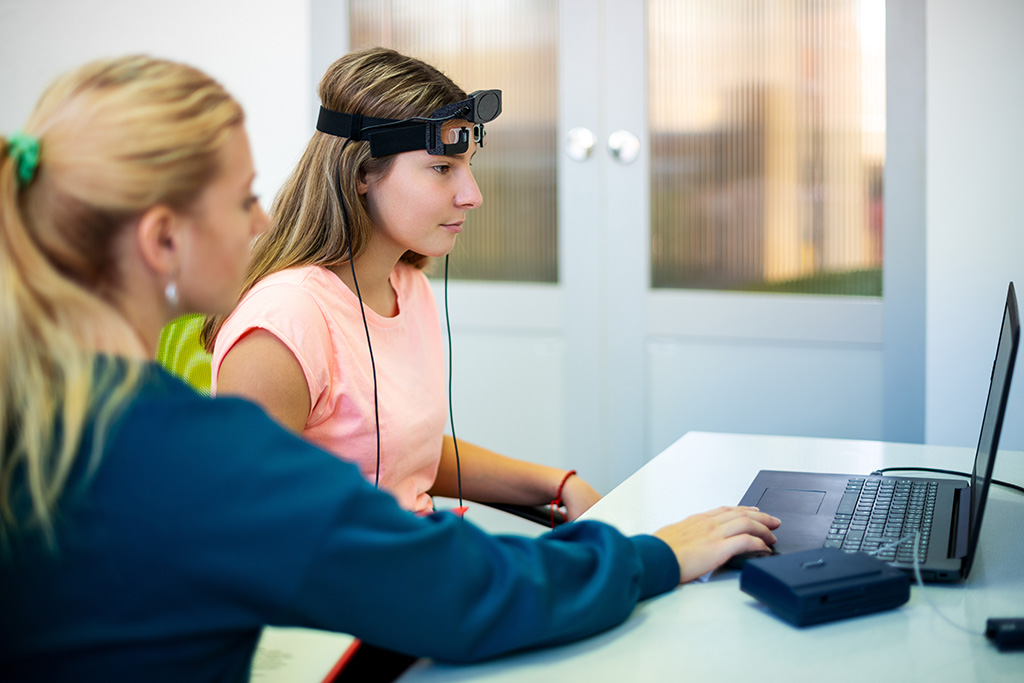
xmin=356 ymin=173 xmax=370 ymax=196
xmin=134 ymin=204 xmax=184 ymax=277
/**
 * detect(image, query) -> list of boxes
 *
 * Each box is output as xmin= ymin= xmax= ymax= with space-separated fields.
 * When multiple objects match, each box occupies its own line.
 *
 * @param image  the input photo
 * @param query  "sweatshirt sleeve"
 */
xmin=280 ymin=465 xmax=680 ymax=663
xmin=124 ymin=383 xmax=679 ymax=666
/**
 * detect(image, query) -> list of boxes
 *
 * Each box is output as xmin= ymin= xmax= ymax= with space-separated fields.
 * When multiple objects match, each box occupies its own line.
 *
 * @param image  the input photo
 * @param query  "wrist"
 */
xmin=553 ymin=469 xmax=577 ymax=503
xmin=546 ymin=470 xmax=577 ymax=527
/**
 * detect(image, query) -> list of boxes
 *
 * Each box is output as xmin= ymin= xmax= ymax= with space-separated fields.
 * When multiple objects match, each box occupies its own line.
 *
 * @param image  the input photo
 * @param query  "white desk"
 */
xmin=398 ymin=432 xmax=1024 ymax=682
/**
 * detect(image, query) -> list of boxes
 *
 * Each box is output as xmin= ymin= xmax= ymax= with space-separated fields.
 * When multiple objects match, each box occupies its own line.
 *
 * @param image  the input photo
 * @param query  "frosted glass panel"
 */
xmin=649 ymin=0 xmax=885 ymax=295
xmin=350 ymin=0 xmax=558 ymax=283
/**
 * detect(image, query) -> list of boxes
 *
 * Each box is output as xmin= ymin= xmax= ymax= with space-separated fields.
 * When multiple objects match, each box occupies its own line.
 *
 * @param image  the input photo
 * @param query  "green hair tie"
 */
xmin=8 ymin=132 xmax=41 ymax=188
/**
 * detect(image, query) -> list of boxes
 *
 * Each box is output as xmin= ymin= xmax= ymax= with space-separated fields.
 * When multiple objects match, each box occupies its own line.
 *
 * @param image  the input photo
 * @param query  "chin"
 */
xmin=420 ymin=245 xmax=456 ymax=259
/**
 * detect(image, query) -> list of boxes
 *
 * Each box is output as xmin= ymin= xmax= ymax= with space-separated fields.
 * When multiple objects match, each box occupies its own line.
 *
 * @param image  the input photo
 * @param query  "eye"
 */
xmin=242 ymin=195 xmax=260 ymax=211
xmin=432 ymin=164 xmax=451 ymax=175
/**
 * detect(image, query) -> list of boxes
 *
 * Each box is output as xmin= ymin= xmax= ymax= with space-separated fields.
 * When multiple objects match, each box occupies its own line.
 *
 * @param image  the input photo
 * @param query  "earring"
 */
xmin=165 ymin=280 xmax=179 ymax=309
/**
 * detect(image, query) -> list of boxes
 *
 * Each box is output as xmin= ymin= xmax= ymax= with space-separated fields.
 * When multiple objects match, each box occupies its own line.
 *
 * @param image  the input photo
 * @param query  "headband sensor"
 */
xmin=316 ymin=89 xmax=502 ymax=158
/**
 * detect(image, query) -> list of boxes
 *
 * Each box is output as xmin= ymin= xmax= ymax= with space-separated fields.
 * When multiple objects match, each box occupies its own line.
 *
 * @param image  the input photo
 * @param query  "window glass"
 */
xmin=350 ymin=0 xmax=559 ymax=282
xmin=649 ymin=0 xmax=885 ymax=295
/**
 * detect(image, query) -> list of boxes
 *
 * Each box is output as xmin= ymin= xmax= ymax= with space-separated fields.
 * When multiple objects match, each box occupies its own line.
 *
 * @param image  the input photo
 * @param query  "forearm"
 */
xmin=428 ymin=436 xmax=602 ymax=520
xmin=429 ymin=435 xmax=567 ymax=504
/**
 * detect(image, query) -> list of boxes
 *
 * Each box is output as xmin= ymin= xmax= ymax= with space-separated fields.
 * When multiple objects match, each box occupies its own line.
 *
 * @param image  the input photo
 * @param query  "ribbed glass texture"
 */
xmin=350 ymin=0 xmax=559 ymax=282
xmin=649 ymin=0 xmax=885 ymax=295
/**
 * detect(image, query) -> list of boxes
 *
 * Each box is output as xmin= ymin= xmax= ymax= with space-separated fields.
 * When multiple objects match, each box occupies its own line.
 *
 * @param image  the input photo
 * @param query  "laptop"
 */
xmin=736 ymin=282 xmax=1019 ymax=582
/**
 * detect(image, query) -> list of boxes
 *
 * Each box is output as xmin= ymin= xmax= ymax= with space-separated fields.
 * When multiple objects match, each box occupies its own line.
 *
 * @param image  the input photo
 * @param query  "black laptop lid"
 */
xmin=962 ymin=282 xmax=1019 ymax=578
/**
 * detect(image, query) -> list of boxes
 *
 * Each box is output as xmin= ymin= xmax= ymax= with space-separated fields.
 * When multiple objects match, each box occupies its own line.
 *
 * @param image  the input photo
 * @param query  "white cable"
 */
xmin=869 ymin=533 xmax=983 ymax=636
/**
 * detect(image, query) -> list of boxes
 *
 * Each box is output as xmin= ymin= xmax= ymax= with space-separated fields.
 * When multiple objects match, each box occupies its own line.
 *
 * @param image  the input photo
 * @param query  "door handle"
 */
xmin=566 ymin=126 xmax=597 ymax=161
xmin=608 ymin=130 xmax=640 ymax=165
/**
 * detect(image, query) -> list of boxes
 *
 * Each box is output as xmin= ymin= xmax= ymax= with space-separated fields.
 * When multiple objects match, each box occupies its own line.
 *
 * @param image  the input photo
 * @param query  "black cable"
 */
xmin=444 ymin=255 xmax=464 ymax=508
xmin=334 ymin=140 xmax=381 ymax=487
xmin=349 ymin=255 xmax=381 ymax=488
xmin=870 ymin=466 xmax=1024 ymax=495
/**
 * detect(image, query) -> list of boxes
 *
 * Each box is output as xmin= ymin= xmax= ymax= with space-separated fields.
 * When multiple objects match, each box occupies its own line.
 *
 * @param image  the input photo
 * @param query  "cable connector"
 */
xmin=986 ymin=618 xmax=1024 ymax=651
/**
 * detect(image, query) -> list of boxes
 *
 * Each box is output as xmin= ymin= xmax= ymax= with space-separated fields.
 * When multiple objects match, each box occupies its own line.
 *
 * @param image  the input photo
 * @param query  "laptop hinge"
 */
xmin=948 ymin=485 xmax=972 ymax=559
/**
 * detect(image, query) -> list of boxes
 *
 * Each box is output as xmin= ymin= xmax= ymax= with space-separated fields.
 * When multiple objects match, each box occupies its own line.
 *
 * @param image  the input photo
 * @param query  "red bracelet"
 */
xmin=549 ymin=470 xmax=577 ymax=528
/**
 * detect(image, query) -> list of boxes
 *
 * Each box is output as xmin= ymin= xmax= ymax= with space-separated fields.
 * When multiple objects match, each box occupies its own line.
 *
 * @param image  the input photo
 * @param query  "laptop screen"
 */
xmin=965 ymin=282 xmax=1019 ymax=575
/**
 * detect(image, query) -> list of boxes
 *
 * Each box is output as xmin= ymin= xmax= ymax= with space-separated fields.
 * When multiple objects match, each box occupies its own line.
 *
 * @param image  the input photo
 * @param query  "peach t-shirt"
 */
xmin=211 ymin=264 xmax=446 ymax=513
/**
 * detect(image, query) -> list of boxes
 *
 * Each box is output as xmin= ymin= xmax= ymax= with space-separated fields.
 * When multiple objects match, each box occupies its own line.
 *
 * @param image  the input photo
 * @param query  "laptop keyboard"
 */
xmin=823 ymin=477 xmax=938 ymax=563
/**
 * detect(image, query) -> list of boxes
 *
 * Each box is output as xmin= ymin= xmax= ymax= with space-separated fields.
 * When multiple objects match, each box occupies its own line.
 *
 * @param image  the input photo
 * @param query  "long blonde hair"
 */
xmin=202 ymin=47 xmax=466 ymax=350
xmin=0 ymin=56 xmax=243 ymax=544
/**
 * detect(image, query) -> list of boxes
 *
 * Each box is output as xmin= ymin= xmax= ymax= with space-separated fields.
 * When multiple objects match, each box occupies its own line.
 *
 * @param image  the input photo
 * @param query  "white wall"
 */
xmin=926 ymin=0 xmax=1024 ymax=450
xmin=0 ymin=0 xmax=311 ymax=206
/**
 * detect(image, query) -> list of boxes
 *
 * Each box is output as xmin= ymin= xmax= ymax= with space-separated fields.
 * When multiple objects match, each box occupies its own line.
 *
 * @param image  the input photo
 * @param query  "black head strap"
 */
xmin=315 ymin=89 xmax=501 ymax=158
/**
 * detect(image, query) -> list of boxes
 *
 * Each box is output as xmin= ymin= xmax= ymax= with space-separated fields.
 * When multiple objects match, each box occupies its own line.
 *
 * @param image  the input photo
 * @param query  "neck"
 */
xmin=101 ymin=286 xmax=168 ymax=358
xmin=75 ymin=306 xmax=152 ymax=360
xmin=330 ymin=242 xmax=402 ymax=317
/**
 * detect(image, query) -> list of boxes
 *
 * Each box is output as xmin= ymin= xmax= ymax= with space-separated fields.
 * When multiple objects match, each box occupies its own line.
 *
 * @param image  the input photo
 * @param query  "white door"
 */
xmin=564 ymin=0 xmax=889 ymax=489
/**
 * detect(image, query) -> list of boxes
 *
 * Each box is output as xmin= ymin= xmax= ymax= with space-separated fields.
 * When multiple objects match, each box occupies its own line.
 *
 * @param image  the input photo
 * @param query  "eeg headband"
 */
xmin=316 ymin=89 xmax=502 ymax=158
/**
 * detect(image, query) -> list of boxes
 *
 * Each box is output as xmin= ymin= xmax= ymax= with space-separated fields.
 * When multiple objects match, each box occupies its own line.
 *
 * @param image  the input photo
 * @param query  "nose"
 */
xmin=457 ymin=168 xmax=483 ymax=210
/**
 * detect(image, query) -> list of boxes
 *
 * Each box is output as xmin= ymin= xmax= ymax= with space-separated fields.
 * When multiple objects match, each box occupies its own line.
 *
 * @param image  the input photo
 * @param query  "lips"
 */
xmin=441 ymin=221 xmax=464 ymax=234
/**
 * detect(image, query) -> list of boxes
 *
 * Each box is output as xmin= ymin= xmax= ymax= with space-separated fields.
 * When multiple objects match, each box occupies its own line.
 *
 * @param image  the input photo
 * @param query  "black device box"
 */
xmin=739 ymin=547 xmax=910 ymax=627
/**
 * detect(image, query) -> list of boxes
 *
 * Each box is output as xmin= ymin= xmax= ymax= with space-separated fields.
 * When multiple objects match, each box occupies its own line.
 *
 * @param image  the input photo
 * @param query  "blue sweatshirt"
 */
xmin=0 ymin=364 xmax=678 ymax=682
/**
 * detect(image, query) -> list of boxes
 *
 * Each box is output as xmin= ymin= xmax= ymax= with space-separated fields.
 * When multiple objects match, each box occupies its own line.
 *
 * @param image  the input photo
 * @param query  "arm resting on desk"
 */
xmin=284 ymin=473 xmax=679 ymax=663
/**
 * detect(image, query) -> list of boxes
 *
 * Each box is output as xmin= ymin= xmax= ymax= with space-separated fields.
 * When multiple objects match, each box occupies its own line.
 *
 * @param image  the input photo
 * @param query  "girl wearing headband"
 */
xmin=206 ymin=48 xmax=602 ymax=520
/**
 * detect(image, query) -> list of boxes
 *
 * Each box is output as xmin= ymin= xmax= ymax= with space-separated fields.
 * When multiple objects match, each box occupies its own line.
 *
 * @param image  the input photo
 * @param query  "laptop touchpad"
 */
xmin=756 ymin=488 xmax=826 ymax=514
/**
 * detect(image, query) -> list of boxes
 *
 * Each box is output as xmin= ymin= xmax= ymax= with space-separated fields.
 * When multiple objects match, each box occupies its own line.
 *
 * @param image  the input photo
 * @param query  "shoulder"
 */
xmin=217 ymin=268 xmax=334 ymax=351
xmin=243 ymin=267 xmax=333 ymax=311
xmin=120 ymin=364 xmax=343 ymax=479
xmin=131 ymin=363 xmax=273 ymax=427
xmin=96 ymin=364 xmax=375 ymax=590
